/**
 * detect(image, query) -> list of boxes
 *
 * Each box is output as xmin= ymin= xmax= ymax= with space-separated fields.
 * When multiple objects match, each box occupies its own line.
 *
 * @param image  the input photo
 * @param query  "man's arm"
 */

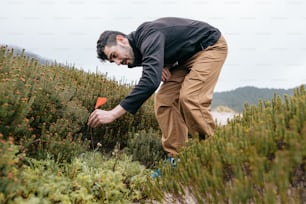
xmin=87 ymin=104 xmax=127 ymax=128
xmin=119 ymin=31 xmax=165 ymax=114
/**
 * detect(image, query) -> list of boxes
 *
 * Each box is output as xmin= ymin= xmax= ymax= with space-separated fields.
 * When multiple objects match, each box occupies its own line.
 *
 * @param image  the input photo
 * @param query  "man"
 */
xmin=88 ymin=17 xmax=228 ymax=158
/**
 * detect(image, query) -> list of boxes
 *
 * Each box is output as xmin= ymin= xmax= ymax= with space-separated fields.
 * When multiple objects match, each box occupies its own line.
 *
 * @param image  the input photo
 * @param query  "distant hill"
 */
xmin=212 ymin=86 xmax=305 ymax=113
xmin=0 ymin=44 xmax=54 ymax=65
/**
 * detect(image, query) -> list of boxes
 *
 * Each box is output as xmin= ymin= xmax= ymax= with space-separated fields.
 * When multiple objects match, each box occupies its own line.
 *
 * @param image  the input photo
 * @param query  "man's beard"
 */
xmin=121 ymin=44 xmax=135 ymax=65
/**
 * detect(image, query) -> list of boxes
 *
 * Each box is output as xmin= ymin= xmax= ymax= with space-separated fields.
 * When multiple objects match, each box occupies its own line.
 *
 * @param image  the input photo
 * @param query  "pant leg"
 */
xmin=154 ymin=66 xmax=189 ymax=156
xmin=179 ymin=36 xmax=228 ymax=138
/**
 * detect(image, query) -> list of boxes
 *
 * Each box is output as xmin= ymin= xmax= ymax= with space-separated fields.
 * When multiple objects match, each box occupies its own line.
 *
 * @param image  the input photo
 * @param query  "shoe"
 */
xmin=151 ymin=168 xmax=161 ymax=178
xmin=151 ymin=157 xmax=179 ymax=178
xmin=164 ymin=157 xmax=176 ymax=168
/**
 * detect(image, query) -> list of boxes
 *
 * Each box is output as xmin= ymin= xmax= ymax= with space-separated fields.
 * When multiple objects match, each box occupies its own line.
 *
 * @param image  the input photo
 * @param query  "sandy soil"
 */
xmin=211 ymin=111 xmax=238 ymax=125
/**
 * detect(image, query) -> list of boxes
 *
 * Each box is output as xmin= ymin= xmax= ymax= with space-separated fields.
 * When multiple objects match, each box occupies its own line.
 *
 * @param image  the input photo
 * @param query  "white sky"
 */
xmin=1 ymin=0 xmax=305 ymax=92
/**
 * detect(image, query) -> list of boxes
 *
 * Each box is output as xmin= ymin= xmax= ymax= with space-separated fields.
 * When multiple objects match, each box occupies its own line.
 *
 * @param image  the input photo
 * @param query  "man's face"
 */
xmin=103 ymin=35 xmax=134 ymax=66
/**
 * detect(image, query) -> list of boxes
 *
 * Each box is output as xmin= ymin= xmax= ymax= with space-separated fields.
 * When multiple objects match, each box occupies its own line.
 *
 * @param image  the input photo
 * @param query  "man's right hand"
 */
xmin=87 ymin=105 xmax=126 ymax=128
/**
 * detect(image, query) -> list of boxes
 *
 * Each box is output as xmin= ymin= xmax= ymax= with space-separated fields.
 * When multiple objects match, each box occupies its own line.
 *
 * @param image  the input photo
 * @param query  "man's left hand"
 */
xmin=162 ymin=67 xmax=171 ymax=82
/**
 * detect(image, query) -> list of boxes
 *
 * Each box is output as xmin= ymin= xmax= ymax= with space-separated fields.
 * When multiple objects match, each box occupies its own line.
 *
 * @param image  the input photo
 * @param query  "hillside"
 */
xmin=1 ymin=46 xmax=305 ymax=203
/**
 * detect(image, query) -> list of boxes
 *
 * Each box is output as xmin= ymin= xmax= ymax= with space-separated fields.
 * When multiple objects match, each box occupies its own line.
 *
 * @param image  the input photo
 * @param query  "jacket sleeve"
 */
xmin=120 ymin=31 xmax=165 ymax=114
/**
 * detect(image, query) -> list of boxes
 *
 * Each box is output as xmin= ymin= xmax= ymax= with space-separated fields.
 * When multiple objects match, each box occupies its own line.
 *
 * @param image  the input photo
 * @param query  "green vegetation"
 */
xmin=0 ymin=136 xmax=149 ymax=203
xmin=147 ymin=88 xmax=306 ymax=203
xmin=0 ymin=46 xmax=159 ymax=161
xmin=1 ymin=46 xmax=305 ymax=203
xmin=0 ymin=46 xmax=161 ymax=203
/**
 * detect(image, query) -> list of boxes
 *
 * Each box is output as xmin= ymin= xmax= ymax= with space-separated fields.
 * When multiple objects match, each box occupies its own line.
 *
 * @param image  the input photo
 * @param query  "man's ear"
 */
xmin=116 ymin=35 xmax=128 ymax=44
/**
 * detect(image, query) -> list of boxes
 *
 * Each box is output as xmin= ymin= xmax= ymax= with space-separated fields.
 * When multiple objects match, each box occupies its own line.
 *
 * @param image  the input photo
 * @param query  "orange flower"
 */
xmin=20 ymin=98 xmax=28 ymax=102
xmin=95 ymin=97 xmax=107 ymax=109
xmin=8 ymin=137 xmax=14 ymax=144
xmin=7 ymin=172 xmax=14 ymax=179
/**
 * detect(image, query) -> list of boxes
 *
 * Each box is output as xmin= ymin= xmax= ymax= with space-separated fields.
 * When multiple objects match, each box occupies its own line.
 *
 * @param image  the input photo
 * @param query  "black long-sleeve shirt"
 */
xmin=120 ymin=17 xmax=221 ymax=114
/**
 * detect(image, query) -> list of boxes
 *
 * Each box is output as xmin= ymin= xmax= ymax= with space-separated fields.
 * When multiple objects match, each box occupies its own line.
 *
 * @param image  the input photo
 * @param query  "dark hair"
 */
xmin=96 ymin=31 xmax=126 ymax=61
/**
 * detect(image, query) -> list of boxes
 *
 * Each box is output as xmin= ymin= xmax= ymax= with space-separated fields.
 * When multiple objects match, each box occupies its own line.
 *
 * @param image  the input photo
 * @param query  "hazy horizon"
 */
xmin=1 ymin=0 xmax=305 ymax=92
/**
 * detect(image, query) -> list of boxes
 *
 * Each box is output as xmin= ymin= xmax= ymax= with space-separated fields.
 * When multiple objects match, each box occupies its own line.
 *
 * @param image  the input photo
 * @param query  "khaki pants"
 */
xmin=154 ymin=36 xmax=228 ymax=156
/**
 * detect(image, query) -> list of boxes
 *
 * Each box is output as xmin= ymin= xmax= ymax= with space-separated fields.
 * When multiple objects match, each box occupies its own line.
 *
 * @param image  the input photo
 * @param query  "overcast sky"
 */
xmin=1 ymin=0 xmax=305 ymax=92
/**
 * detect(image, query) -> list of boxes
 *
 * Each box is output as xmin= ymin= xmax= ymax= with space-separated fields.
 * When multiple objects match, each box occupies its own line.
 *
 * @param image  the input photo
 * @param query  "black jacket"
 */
xmin=120 ymin=17 xmax=221 ymax=114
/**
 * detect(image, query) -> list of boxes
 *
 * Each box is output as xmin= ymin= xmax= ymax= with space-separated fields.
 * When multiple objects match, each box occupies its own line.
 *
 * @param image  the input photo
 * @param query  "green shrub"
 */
xmin=0 ymin=135 xmax=24 ymax=203
xmin=0 ymin=46 xmax=158 ymax=161
xmin=0 ymin=142 xmax=149 ymax=203
xmin=125 ymin=128 xmax=165 ymax=168
xmin=146 ymin=86 xmax=306 ymax=203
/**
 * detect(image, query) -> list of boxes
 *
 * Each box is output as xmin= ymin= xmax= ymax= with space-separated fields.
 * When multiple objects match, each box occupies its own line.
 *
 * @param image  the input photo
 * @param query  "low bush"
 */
xmin=125 ymin=128 xmax=165 ymax=168
xmin=146 ymin=86 xmax=306 ymax=203
xmin=0 ymin=135 xmax=24 ymax=202
xmin=0 ymin=46 xmax=158 ymax=162
xmin=0 ymin=138 xmax=149 ymax=203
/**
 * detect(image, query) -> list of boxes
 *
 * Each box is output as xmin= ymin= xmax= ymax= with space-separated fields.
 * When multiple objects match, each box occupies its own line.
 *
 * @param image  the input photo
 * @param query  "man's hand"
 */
xmin=87 ymin=109 xmax=115 ymax=128
xmin=161 ymin=67 xmax=171 ymax=82
xmin=87 ymin=105 xmax=127 ymax=128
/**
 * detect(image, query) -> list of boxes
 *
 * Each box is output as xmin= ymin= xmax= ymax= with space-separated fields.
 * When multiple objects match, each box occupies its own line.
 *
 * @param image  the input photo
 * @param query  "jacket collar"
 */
xmin=127 ymin=32 xmax=142 ymax=68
